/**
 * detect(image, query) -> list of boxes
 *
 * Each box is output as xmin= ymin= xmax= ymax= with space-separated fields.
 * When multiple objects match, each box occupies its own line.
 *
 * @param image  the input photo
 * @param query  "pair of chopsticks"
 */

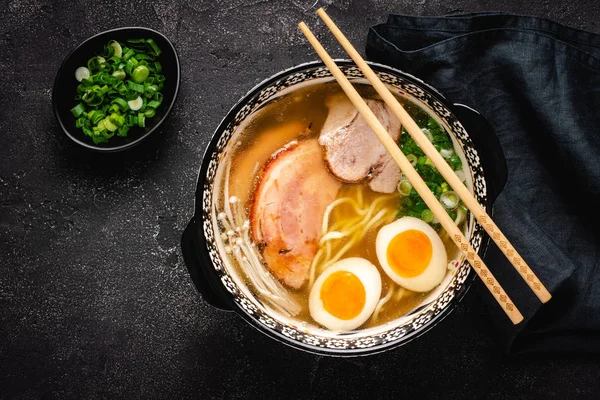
xmin=299 ymin=9 xmax=551 ymax=324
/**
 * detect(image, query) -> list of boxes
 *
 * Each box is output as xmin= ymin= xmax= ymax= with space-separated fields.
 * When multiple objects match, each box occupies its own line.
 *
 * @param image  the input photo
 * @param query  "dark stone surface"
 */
xmin=1 ymin=0 xmax=599 ymax=399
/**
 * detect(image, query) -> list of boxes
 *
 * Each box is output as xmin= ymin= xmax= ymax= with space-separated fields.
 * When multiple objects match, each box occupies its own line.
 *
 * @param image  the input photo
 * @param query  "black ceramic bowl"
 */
xmin=182 ymin=61 xmax=507 ymax=356
xmin=52 ymin=27 xmax=180 ymax=152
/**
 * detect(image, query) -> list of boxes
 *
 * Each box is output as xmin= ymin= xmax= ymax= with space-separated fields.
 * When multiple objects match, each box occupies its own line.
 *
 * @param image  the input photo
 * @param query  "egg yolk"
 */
xmin=320 ymin=271 xmax=366 ymax=320
xmin=387 ymin=229 xmax=432 ymax=277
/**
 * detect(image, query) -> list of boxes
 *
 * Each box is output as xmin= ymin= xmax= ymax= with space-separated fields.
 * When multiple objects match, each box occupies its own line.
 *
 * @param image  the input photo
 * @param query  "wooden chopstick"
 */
xmin=298 ymin=21 xmax=524 ymax=324
xmin=315 ymin=8 xmax=551 ymax=304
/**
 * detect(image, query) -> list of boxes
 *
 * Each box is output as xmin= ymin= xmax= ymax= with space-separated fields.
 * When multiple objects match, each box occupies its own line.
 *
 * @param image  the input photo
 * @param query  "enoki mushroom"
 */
xmin=215 ymin=159 xmax=301 ymax=317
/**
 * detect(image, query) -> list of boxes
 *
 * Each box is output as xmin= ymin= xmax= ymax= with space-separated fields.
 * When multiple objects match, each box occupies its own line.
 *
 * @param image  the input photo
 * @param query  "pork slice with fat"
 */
xmin=250 ymin=139 xmax=341 ymax=289
xmin=368 ymin=154 xmax=401 ymax=194
xmin=319 ymin=95 xmax=402 ymax=193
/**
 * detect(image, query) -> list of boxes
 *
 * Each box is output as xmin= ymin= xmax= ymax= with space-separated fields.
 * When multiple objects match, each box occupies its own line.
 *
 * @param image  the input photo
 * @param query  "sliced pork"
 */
xmin=250 ymin=139 xmax=341 ymax=289
xmin=319 ymin=95 xmax=402 ymax=193
xmin=369 ymin=155 xmax=401 ymax=193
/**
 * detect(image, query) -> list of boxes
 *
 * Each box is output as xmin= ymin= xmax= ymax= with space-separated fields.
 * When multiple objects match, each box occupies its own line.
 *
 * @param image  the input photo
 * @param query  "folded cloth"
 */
xmin=366 ymin=13 xmax=600 ymax=354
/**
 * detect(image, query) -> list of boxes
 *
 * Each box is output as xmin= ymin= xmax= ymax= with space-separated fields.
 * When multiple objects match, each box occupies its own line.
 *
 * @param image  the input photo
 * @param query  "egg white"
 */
xmin=376 ymin=217 xmax=447 ymax=292
xmin=309 ymin=258 xmax=382 ymax=331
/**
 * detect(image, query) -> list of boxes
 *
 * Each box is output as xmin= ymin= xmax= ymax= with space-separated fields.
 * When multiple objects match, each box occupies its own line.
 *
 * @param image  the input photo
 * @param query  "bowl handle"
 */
xmin=181 ymin=217 xmax=233 ymax=311
xmin=450 ymin=103 xmax=508 ymax=204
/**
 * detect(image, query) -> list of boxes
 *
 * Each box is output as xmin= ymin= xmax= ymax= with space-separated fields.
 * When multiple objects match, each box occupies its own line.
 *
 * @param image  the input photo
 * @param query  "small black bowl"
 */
xmin=52 ymin=27 xmax=180 ymax=152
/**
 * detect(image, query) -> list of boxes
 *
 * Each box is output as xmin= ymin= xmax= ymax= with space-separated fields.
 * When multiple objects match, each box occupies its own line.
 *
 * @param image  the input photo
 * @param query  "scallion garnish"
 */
xmin=71 ymin=38 xmax=165 ymax=144
xmin=396 ymin=105 xmax=468 ymax=229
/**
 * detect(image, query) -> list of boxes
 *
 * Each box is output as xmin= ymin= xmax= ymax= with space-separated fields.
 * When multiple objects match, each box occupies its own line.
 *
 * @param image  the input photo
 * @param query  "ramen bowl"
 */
xmin=181 ymin=60 xmax=507 ymax=356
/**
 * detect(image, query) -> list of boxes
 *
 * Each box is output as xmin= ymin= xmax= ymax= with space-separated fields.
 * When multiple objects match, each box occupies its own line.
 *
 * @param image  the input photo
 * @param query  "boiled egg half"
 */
xmin=376 ymin=217 xmax=447 ymax=292
xmin=309 ymin=258 xmax=382 ymax=331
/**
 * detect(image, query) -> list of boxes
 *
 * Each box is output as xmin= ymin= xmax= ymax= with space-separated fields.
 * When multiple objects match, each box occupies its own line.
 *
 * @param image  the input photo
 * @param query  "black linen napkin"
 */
xmin=366 ymin=12 xmax=600 ymax=354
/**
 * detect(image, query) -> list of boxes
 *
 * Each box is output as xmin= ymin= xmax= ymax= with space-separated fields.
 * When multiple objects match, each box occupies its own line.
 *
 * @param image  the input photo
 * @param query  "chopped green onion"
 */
xmin=421 ymin=209 xmax=434 ymax=223
xmin=147 ymin=100 xmax=161 ymax=109
xmin=422 ymin=128 xmax=434 ymax=142
xmin=70 ymin=103 xmax=86 ymax=117
xmin=112 ymin=70 xmax=126 ymax=80
xmin=88 ymin=110 xmax=105 ymax=124
xmin=127 ymin=38 xmax=146 ymax=46
xmin=413 ymin=200 xmax=426 ymax=212
xmin=440 ymin=191 xmax=459 ymax=210
xmin=75 ymin=117 xmax=87 ymax=128
xmin=82 ymin=126 xmax=94 ymax=137
xmin=398 ymin=179 xmax=412 ymax=196
xmin=118 ymin=124 xmax=130 ymax=137
xmin=75 ymin=67 xmax=90 ymax=82
xmin=132 ymin=65 xmax=150 ymax=83
xmin=125 ymin=91 xmax=139 ymax=101
xmin=127 ymin=80 xmax=145 ymax=93
xmin=125 ymin=58 xmax=135 ymax=75
xmin=95 ymin=74 xmax=109 ymax=84
xmin=440 ymin=148 xmax=454 ymax=159
xmin=406 ymin=153 xmax=418 ymax=166
xmin=128 ymin=96 xmax=143 ymax=111
xmin=114 ymin=81 xmax=127 ymax=95
xmin=108 ymin=40 xmax=122 ymax=57
xmin=103 ymin=117 xmax=118 ymax=132
xmin=123 ymin=48 xmax=135 ymax=60
xmin=146 ymin=39 xmax=161 ymax=56
xmin=108 ymin=113 xmax=125 ymax=127
xmin=87 ymin=56 xmax=106 ymax=71
xmin=401 ymin=197 xmax=413 ymax=209
xmin=112 ymin=98 xmax=129 ymax=111
xmin=448 ymin=155 xmax=462 ymax=170
xmin=427 ymin=117 xmax=438 ymax=130
xmin=135 ymin=54 xmax=153 ymax=61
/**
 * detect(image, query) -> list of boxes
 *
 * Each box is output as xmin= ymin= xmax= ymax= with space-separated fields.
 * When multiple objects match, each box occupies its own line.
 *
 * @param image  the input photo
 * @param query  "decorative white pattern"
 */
xmin=386 ymin=327 xmax=408 ymax=341
xmin=257 ymin=86 xmax=279 ymax=102
xmin=284 ymin=73 xmax=308 ymax=86
xmin=198 ymin=63 xmax=491 ymax=353
xmin=239 ymin=298 xmax=258 ymax=314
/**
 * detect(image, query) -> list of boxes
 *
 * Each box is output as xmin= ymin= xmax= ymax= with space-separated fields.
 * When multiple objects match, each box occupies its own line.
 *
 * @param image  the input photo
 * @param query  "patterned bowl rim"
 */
xmin=194 ymin=60 xmax=493 ymax=356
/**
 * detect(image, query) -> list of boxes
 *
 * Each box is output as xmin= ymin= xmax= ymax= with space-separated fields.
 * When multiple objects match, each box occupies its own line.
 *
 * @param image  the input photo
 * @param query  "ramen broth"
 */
xmin=217 ymin=82 xmax=466 ymax=329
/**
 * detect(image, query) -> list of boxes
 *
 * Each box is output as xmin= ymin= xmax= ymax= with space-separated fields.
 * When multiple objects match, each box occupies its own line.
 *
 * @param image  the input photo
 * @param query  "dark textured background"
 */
xmin=1 ymin=0 xmax=599 ymax=399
